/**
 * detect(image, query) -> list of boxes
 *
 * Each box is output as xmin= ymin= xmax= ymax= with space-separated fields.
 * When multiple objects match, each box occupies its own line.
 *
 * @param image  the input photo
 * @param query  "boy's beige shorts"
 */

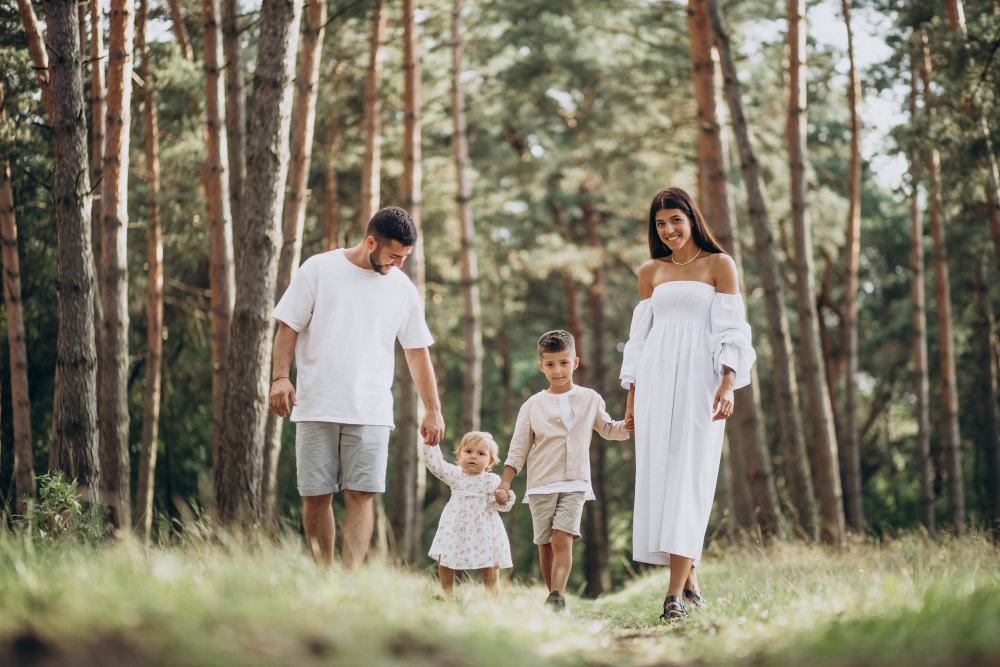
xmin=527 ymin=492 xmax=586 ymax=544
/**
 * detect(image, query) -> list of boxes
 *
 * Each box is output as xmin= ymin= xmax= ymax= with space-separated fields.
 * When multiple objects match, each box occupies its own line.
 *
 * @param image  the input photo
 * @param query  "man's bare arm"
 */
xmin=269 ymin=322 xmax=299 ymax=417
xmin=403 ymin=347 xmax=445 ymax=445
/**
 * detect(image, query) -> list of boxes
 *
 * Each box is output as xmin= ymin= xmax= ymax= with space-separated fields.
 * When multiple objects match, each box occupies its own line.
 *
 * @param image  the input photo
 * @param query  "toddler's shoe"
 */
xmin=544 ymin=591 xmax=566 ymax=612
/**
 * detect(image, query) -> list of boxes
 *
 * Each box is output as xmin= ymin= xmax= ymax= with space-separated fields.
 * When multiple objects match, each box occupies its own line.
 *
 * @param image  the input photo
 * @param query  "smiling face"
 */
xmin=365 ymin=237 xmax=412 ymax=275
xmin=457 ymin=436 xmax=496 ymax=475
xmin=655 ymin=208 xmax=693 ymax=252
xmin=538 ymin=349 xmax=579 ymax=391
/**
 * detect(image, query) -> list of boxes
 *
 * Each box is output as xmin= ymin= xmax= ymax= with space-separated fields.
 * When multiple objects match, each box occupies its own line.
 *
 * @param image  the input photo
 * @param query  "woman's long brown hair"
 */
xmin=648 ymin=188 xmax=726 ymax=259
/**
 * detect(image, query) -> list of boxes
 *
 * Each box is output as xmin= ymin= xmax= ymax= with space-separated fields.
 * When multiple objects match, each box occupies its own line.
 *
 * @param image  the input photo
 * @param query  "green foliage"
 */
xmin=14 ymin=473 xmax=107 ymax=543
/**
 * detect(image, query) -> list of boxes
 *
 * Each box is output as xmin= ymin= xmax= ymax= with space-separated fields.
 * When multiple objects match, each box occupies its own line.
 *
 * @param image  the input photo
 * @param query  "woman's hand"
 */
xmin=712 ymin=371 xmax=735 ymax=421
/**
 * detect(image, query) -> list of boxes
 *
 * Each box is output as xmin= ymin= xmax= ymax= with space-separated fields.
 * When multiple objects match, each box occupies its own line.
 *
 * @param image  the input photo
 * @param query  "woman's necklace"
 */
xmin=669 ymin=248 xmax=702 ymax=266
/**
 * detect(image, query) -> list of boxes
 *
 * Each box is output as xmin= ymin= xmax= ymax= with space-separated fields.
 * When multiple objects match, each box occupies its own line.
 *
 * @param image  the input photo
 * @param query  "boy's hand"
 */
xmin=494 ymin=484 xmax=510 ymax=505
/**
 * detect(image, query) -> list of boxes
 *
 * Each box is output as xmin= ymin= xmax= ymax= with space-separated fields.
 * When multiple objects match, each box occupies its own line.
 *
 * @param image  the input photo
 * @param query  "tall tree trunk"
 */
xmin=708 ymin=0 xmax=819 ymax=541
xmin=391 ymin=0 xmax=426 ymax=565
xmin=89 ymin=0 xmax=106 ymax=388
xmin=223 ymin=0 xmax=247 ymax=232
xmin=548 ymin=192 xmax=587 ymax=385
xmin=325 ymin=109 xmax=340 ymax=250
xmin=358 ymin=0 xmax=387 ymax=229
xmin=15 ymin=0 xmax=53 ymax=118
xmin=987 ymin=185 xmax=1000 ymax=274
xmin=0 ymin=126 xmax=35 ymax=506
xmin=99 ymin=0 xmax=135 ymax=531
xmin=945 ymin=0 xmax=966 ymax=35
xmin=785 ymin=0 xmax=844 ymax=546
xmin=167 ymin=0 xmax=194 ymax=61
xmin=215 ymin=0 xmax=302 ymax=526
xmin=973 ymin=256 xmax=1000 ymax=540
xmin=262 ymin=0 xmax=327 ymax=522
xmin=44 ymin=0 xmax=101 ymax=504
xmin=687 ymin=0 xmax=784 ymax=540
xmin=452 ymin=0 xmax=483 ymax=435
xmin=839 ymin=0 xmax=864 ymax=533
xmin=581 ymin=184 xmax=610 ymax=598
xmin=918 ymin=30 xmax=965 ymax=533
xmin=908 ymin=39 xmax=934 ymax=536
xmin=205 ymin=0 xmax=236 ymax=508
xmin=135 ymin=0 xmax=163 ymax=539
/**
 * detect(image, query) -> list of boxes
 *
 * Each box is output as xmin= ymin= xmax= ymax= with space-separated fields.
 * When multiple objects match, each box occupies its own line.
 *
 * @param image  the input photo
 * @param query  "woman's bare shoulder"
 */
xmin=709 ymin=253 xmax=739 ymax=294
xmin=638 ymin=260 xmax=658 ymax=299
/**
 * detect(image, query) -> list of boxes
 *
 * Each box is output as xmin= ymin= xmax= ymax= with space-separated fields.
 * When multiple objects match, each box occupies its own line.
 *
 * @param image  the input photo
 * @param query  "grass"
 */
xmin=1 ymin=531 xmax=998 ymax=666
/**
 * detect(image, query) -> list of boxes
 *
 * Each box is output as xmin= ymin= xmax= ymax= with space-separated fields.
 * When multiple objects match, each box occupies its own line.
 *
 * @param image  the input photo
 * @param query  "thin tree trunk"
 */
xmin=919 ymin=30 xmax=965 ymax=533
xmin=262 ymin=0 xmax=327 ymax=522
xmin=215 ymin=0 xmax=302 ymax=526
xmin=325 ymin=110 xmax=340 ymax=249
xmin=708 ymin=0 xmax=819 ymax=541
xmin=15 ymin=0 xmax=53 ymax=118
xmin=78 ymin=3 xmax=88 ymax=75
xmin=581 ymin=184 xmax=610 ymax=598
xmin=99 ymin=0 xmax=135 ymax=531
xmin=908 ymin=40 xmax=934 ymax=536
xmin=838 ymin=0 xmax=864 ymax=533
xmin=391 ymin=0 xmax=425 ymax=565
xmin=0 ymin=127 xmax=35 ymax=506
xmin=973 ymin=256 xmax=1000 ymax=540
xmin=135 ymin=0 xmax=163 ymax=539
xmin=688 ymin=0 xmax=784 ymax=540
xmin=205 ymin=0 xmax=236 ymax=508
xmin=223 ymin=0 xmax=247 ymax=232
xmin=549 ymin=194 xmax=587 ymax=386
xmin=358 ymin=0 xmax=387 ymax=229
xmin=167 ymin=0 xmax=194 ymax=61
xmin=44 ymin=0 xmax=101 ymax=504
xmin=89 ymin=0 xmax=106 ymax=387
xmin=945 ymin=0 xmax=966 ymax=35
xmin=987 ymin=185 xmax=1000 ymax=274
xmin=453 ymin=0 xmax=482 ymax=435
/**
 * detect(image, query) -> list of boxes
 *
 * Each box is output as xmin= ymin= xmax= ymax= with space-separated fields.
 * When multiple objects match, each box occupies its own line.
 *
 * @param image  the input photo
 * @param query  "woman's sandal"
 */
xmin=660 ymin=595 xmax=688 ymax=623
xmin=683 ymin=589 xmax=704 ymax=608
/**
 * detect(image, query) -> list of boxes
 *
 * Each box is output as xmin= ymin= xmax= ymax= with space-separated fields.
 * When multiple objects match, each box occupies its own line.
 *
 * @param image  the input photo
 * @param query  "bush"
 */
xmin=16 ymin=473 xmax=107 ymax=543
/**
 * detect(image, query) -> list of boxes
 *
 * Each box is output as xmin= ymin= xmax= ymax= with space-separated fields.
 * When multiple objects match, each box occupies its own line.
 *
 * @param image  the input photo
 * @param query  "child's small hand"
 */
xmin=494 ymin=486 xmax=510 ymax=505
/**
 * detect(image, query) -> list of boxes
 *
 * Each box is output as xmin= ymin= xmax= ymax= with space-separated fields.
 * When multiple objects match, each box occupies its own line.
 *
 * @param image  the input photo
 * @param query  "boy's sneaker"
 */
xmin=544 ymin=591 xmax=567 ymax=612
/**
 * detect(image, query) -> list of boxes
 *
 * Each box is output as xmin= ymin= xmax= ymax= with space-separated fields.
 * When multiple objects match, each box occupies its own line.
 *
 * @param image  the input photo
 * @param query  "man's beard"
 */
xmin=369 ymin=247 xmax=390 ymax=275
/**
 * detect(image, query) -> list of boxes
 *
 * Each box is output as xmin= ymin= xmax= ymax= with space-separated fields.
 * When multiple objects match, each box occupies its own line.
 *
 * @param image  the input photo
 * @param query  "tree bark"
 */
xmin=135 ymin=0 xmax=163 ymax=539
xmin=167 ymin=0 xmax=194 ymax=61
xmin=99 ymin=0 xmax=135 ymax=531
xmin=687 ymin=0 xmax=784 ymax=540
xmin=215 ymin=0 xmax=302 ymax=526
xmin=708 ymin=0 xmax=819 ymax=541
xmin=262 ymin=0 xmax=327 ymax=522
xmin=223 ymin=0 xmax=247 ymax=233
xmin=973 ymin=256 xmax=1000 ymax=540
xmin=325 ymin=108 xmax=340 ymax=250
xmin=89 ymin=0 xmax=106 ymax=383
xmin=453 ymin=0 xmax=483 ymax=435
xmin=785 ymin=0 xmax=844 ymax=546
xmin=945 ymin=0 xmax=966 ymax=35
xmin=15 ymin=0 xmax=53 ymax=119
xmin=987 ymin=185 xmax=1000 ymax=274
xmin=205 ymin=0 xmax=236 ymax=507
xmin=838 ymin=0 xmax=864 ymax=534
xmin=358 ymin=0 xmax=387 ymax=229
xmin=0 ymin=126 xmax=35 ymax=506
xmin=908 ymin=40 xmax=934 ymax=536
xmin=391 ymin=0 xmax=426 ymax=565
xmin=581 ymin=183 xmax=610 ymax=598
xmin=548 ymin=192 xmax=587 ymax=386
xmin=918 ymin=30 xmax=965 ymax=533
xmin=44 ymin=0 xmax=101 ymax=504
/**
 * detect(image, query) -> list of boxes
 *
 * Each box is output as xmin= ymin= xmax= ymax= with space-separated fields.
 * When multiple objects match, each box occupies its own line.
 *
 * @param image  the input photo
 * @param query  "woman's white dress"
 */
xmin=620 ymin=281 xmax=756 ymax=564
xmin=423 ymin=444 xmax=516 ymax=570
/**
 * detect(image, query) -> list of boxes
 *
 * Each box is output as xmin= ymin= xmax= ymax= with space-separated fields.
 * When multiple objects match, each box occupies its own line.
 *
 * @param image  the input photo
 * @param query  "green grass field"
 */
xmin=1 ymin=532 xmax=999 ymax=666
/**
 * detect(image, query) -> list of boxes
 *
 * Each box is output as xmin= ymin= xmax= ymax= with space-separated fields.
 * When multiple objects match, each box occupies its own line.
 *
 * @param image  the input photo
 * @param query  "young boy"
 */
xmin=494 ymin=330 xmax=629 ymax=611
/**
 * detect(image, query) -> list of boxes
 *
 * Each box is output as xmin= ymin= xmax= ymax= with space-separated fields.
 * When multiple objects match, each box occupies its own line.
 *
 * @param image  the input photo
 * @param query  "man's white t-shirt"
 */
xmin=523 ymin=386 xmax=596 ymax=502
xmin=271 ymin=249 xmax=434 ymax=428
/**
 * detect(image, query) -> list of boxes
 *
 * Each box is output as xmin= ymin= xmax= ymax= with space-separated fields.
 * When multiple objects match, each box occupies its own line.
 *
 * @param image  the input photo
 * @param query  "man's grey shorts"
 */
xmin=295 ymin=422 xmax=391 ymax=496
xmin=527 ymin=492 xmax=586 ymax=545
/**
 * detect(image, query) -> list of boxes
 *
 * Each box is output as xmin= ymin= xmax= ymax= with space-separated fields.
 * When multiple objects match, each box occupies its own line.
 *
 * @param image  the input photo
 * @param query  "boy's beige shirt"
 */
xmin=505 ymin=387 xmax=629 ymax=490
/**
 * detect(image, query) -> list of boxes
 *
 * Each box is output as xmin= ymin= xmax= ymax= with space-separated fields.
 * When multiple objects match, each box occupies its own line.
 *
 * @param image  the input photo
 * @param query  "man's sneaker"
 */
xmin=544 ymin=591 xmax=567 ymax=612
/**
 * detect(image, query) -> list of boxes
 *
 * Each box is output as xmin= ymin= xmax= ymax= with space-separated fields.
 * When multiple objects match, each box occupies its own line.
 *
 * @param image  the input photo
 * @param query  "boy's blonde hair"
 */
xmin=456 ymin=431 xmax=501 ymax=470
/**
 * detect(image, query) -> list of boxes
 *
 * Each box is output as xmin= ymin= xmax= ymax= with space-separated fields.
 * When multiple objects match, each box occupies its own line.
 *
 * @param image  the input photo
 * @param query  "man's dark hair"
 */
xmin=538 ymin=330 xmax=575 ymax=358
xmin=365 ymin=207 xmax=418 ymax=247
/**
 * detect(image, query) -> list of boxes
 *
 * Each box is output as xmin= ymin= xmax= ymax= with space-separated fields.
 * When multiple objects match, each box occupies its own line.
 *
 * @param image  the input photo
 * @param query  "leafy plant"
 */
xmin=16 ymin=473 xmax=101 ymax=542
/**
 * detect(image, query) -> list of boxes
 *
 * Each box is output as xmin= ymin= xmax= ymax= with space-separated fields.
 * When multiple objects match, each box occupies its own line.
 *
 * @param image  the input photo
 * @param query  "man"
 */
xmin=269 ymin=207 xmax=444 ymax=571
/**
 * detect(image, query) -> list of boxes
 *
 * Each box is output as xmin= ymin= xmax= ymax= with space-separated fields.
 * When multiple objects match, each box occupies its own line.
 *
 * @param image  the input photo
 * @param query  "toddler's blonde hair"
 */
xmin=455 ymin=431 xmax=501 ymax=470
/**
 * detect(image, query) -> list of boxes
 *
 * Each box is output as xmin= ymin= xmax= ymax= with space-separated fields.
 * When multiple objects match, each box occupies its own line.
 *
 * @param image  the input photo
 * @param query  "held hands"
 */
xmin=420 ymin=408 xmax=446 ymax=445
xmin=269 ymin=378 xmax=297 ymax=417
xmin=712 ymin=372 xmax=736 ymax=421
xmin=494 ymin=483 xmax=511 ymax=506
xmin=624 ymin=405 xmax=635 ymax=434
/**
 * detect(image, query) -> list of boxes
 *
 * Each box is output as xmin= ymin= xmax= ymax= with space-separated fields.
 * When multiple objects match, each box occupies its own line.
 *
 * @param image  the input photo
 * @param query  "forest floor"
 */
xmin=1 ymin=530 xmax=999 ymax=667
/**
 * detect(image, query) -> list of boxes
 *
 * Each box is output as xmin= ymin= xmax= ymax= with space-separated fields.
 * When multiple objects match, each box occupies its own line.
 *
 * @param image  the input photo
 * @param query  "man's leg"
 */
xmin=303 ymin=493 xmax=335 ymax=569
xmin=538 ymin=543 xmax=554 ymax=591
xmin=342 ymin=489 xmax=375 ymax=572
xmin=549 ymin=530 xmax=574 ymax=595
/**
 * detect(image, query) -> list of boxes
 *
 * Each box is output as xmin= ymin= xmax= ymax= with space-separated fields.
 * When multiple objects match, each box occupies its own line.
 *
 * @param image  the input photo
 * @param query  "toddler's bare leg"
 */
xmin=481 ymin=566 xmax=498 ymax=598
xmin=538 ymin=543 xmax=554 ymax=591
xmin=438 ymin=564 xmax=456 ymax=601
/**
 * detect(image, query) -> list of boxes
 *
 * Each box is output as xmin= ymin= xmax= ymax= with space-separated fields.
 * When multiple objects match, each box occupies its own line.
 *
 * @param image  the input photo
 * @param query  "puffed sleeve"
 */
xmin=422 ymin=444 xmax=462 ymax=487
xmin=709 ymin=292 xmax=756 ymax=390
xmin=619 ymin=299 xmax=653 ymax=389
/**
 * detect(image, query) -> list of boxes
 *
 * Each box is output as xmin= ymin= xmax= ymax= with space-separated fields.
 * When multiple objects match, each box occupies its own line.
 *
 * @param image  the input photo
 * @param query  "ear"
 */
xmin=573 ymin=357 xmax=580 ymax=369
xmin=365 ymin=235 xmax=377 ymax=250
xmin=537 ymin=361 xmax=544 ymax=373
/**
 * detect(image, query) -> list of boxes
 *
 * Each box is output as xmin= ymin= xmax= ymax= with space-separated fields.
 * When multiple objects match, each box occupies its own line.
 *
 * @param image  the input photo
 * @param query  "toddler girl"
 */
xmin=423 ymin=431 xmax=516 ymax=600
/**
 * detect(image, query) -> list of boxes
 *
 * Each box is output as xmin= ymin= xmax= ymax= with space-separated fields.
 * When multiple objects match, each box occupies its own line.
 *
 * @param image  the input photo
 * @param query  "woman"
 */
xmin=621 ymin=188 xmax=756 ymax=623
